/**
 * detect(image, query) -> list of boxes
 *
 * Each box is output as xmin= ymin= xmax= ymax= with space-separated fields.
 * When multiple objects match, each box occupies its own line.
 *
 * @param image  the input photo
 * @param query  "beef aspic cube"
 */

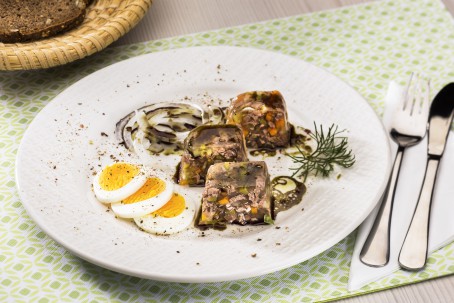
xmin=177 ymin=124 xmax=248 ymax=186
xmin=197 ymin=161 xmax=272 ymax=229
xmin=226 ymin=90 xmax=290 ymax=149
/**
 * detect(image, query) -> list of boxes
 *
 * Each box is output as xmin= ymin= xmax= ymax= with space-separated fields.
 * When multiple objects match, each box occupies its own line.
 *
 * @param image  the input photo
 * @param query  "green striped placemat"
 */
xmin=1 ymin=0 xmax=454 ymax=301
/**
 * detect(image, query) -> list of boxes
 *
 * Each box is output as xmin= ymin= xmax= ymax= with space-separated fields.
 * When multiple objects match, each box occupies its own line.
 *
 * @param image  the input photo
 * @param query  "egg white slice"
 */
xmin=134 ymin=194 xmax=196 ymax=235
xmin=93 ymin=163 xmax=147 ymax=204
xmin=110 ymin=178 xmax=174 ymax=218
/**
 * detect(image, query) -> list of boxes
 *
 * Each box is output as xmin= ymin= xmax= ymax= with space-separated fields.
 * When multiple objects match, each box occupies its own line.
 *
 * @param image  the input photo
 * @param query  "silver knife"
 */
xmin=398 ymin=83 xmax=454 ymax=271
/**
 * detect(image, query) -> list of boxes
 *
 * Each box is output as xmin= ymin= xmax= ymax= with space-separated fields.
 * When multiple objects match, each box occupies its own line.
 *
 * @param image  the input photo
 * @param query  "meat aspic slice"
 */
xmin=177 ymin=124 xmax=248 ymax=186
xmin=226 ymin=90 xmax=291 ymax=149
xmin=198 ymin=161 xmax=272 ymax=229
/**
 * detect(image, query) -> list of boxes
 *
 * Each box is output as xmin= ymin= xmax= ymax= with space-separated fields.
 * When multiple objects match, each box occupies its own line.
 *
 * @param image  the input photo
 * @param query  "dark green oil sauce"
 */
xmin=271 ymin=176 xmax=306 ymax=217
xmin=289 ymin=124 xmax=311 ymax=149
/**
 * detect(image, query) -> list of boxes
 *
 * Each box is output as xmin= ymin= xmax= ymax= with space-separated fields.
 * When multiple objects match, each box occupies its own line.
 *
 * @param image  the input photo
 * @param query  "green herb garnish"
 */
xmin=286 ymin=123 xmax=355 ymax=182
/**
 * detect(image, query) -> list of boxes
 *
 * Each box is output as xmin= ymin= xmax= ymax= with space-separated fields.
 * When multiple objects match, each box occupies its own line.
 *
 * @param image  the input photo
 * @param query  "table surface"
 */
xmin=113 ymin=0 xmax=454 ymax=302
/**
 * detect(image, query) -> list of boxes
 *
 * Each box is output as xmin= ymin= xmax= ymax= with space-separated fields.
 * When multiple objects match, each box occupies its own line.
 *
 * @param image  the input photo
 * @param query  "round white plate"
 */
xmin=16 ymin=46 xmax=390 ymax=283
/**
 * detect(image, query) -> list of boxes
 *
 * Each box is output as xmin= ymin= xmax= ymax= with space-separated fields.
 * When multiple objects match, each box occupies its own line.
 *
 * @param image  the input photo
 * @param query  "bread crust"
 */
xmin=0 ymin=0 xmax=87 ymax=43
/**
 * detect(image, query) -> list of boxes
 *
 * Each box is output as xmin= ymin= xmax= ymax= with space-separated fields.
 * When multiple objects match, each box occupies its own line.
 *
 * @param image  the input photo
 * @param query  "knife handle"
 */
xmin=398 ymin=157 xmax=440 ymax=270
xmin=360 ymin=147 xmax=405 ymax=267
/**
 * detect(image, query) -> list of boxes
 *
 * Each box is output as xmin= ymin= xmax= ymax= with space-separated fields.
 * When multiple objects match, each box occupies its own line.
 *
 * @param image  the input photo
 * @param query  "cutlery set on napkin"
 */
xmin=349 ymin=77 xmax=454 ymax=290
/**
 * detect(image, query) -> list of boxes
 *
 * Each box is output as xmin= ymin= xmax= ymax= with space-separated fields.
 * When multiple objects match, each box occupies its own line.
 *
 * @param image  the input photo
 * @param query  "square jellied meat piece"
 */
xmin=177 ymin=124 xmax=248 ymax=186
xmin=198 ymin=161 xmax=272 ymax=228
xmin=226 ymin=90 xmax=291 ymax=149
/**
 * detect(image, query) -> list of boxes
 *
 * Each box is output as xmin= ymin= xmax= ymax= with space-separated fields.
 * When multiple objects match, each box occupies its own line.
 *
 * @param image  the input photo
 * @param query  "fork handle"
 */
xmin=360 ymin=146 xmax=405 ymax=267
xmin=398 ymin=157 xmax=440 ymax=270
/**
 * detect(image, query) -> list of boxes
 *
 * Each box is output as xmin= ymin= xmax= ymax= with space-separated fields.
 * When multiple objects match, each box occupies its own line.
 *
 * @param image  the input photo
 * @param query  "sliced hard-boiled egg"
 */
xmin=93 ymin=162 xmax=147 ymax=204
xmin=111 ymin=177 xmax=174 ymax=218
xmin=134 ymin=193 xmax=196 ymax=235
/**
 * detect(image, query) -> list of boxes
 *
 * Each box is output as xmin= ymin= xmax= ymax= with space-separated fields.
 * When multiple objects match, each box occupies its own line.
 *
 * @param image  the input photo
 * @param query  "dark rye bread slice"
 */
xmin=0 ymin=0 xmax=87 ymax=43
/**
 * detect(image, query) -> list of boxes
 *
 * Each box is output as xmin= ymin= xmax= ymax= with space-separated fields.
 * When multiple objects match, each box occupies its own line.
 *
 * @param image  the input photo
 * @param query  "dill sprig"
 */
xmin=286 ymin=123 xmax=355 ymax=182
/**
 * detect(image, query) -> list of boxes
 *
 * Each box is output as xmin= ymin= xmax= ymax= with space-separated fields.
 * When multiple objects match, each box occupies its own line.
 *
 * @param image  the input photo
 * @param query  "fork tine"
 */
xmin=420 ymin=78 xmax=430 ymax=115
xmin=412 ymin=74 xmax=423 ymax=115
xmin=403 ymin=72 xmax=417 ymax=114
xmin=413 ymin=74 xmax=430 ymax=116
xmin=404 ymin=73 xmax=430 ymax=117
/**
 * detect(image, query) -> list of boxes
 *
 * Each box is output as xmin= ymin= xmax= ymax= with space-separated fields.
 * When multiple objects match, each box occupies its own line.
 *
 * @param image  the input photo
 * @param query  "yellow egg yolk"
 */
xmin=99 ymin=163 xmax=141 ymax=191
xmin=122 ymin=178 xmax=166 ymax=204
xmin=152 ymin=193 xmax=186 ymax=218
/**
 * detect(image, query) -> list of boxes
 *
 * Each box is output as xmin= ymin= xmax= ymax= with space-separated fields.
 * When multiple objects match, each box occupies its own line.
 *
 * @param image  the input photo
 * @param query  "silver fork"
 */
xmin=360 ymin=73 xmax=430 ymax=267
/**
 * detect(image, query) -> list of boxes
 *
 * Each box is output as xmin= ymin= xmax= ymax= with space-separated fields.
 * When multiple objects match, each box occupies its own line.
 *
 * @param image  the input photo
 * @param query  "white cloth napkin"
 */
xmin=348 ymin=81 xmax=454 ymax=291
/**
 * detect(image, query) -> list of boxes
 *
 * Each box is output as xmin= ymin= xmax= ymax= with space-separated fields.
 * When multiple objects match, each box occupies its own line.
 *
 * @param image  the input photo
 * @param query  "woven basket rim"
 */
xmin=0 ymin=0 xmax=152 ymax=71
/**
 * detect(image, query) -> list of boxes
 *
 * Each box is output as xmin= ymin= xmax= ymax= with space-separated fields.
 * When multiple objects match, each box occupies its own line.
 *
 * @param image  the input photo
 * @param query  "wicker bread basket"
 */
xmin=0 ymin=0 xmax=152 ymax=71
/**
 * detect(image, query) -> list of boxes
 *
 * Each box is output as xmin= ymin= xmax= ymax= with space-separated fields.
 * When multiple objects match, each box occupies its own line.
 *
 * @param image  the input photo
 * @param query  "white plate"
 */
xmin=16 ymin=46 xmax=390 ymax=283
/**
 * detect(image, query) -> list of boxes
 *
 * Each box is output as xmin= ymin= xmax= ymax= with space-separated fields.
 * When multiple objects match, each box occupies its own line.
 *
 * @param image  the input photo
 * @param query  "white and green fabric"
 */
xmin=1 ymin=0 xmax=454 ymax=301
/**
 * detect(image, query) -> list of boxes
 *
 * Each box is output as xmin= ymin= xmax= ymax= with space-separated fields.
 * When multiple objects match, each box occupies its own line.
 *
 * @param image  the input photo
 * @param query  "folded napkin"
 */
xmin=348 ymin=81 xmax=454 ymax=291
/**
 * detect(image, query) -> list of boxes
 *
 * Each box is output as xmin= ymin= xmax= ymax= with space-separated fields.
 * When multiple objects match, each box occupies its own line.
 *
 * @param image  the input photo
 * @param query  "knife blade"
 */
xmin=398 ymin=82 xmax=454 ymax=271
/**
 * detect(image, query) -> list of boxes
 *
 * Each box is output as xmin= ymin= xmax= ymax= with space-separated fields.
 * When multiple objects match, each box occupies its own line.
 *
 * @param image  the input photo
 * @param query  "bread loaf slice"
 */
xmin=0 ymin=0 xmax=87 ymax=43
